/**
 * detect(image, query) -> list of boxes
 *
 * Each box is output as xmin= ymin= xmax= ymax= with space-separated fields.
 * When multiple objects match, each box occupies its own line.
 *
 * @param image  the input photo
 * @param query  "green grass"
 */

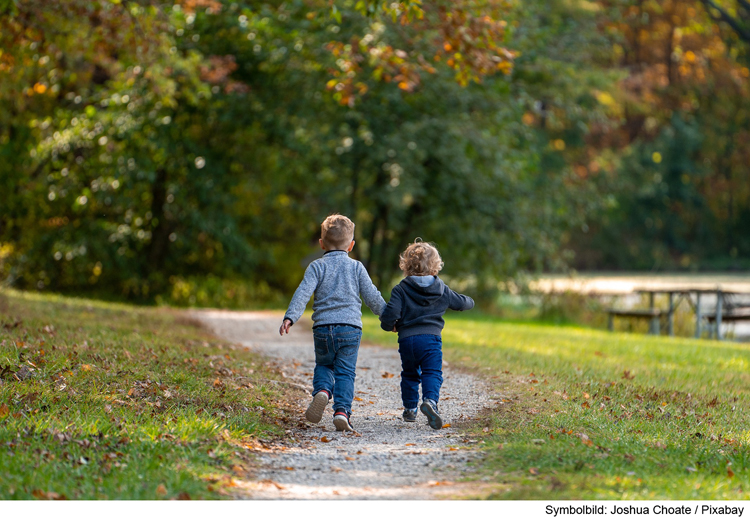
xmin=0 ymin=290 xmax=290 ymax=500
xmin=361 ymin=312 xmax=750 ymax=499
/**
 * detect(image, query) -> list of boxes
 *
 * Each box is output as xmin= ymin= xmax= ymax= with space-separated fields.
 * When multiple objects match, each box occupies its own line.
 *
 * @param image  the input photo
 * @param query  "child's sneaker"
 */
xmin=305 ymin=390 xmax=330 ymax=423
xmin=420 ymin=398 xmax=443 ymax=430
xmin=402 ymin=408 xmax=418 ymax=422
xmin=333 ymin=410 xmax=355 ymax=432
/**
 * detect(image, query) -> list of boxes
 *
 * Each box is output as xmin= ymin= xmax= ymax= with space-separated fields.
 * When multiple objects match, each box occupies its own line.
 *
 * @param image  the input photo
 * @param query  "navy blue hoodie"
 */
xmin=379 ymin=276 xmax=474 ymax=338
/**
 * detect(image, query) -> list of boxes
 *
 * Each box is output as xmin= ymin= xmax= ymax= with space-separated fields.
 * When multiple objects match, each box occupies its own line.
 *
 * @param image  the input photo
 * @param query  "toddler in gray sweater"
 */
xmin=280 ymin=214 xmax=385 ymax=432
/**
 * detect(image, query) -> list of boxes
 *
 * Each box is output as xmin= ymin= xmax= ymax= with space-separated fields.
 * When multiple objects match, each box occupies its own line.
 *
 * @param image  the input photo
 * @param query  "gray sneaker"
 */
xmin=420 ymin=399 xmax=443 ymax=430
xmin=403 ymin=408 xmax=418 ymax=422
xmin=305 ymin=391 xmax=329 ymax=423
xmin=333 ymin=410 xmax=355 ymax=432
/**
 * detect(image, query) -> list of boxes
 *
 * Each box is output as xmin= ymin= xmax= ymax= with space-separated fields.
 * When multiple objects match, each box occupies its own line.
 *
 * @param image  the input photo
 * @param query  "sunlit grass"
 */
xmin=0 ymin=289 xmax=287 ymax=500
xmin=362 ymin=312 xmax=750 ymax=499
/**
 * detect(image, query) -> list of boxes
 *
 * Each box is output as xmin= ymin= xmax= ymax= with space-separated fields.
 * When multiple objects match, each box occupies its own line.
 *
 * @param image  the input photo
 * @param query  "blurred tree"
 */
xmin=567 ymin=0 xmax=750 ymax=271
xmin=0 ymin=0 xmax=612 ymax=304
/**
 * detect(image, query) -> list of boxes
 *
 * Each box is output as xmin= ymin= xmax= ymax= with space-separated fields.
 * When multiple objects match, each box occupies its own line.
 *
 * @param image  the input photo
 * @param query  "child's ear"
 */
xmin=347 ymin=240 xmax=355 ymax=252
xmin=319 ymin=239 xmax=326 ymax=250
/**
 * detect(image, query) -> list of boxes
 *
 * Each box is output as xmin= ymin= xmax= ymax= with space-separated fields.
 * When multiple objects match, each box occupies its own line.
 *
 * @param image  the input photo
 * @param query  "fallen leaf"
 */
xmin=177 ymin=492 xmax=191 ymax=500
xmin=284 ymin=466 xmax=295 ymax=471
xmin=482 ymin=427 xmax=489 ymax=433
xmin=213 ymin=378 xmax=223 ymax=388
xmin=405 ymin=443 xmax=415 ymax=446
xmin=32 ymin=490 xmax=65 ymax=500
xmin=728 ymin=467 xmax=735 ymax=478
xmin=581 ymin=401 xmax=590 ymax=409
xmin=81 ymin=364 xmax=92 ymax=371
xmin=529 ymin=468 xmax=539 ymax=475
xmin=0 ymin=404 xmax=9 ymax=418
xmin=442 ymin=423 xmax=451 ymax=428
xmin=320 ymin=436 xmax=331 ymax=443
xmin=331 ymin=467 xmax=343 ymax=473
xmin=381 ymin=372 xmax=395 ymax=379
xmin=232 ymin=465 xmax=244 ymax=473
xmin=156 ymin=483 xmax=167 ymax=496
xmin=622 ymin=370 xmax=634 ymax=380
xmin=354 ymin=397 xmax=363 ymax=401
xmin=583 ymin=392 xmax=590 ymax=399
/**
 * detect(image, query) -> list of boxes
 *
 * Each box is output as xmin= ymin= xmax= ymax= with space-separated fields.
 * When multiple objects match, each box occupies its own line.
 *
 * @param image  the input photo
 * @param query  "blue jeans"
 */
xmin=398 ymin=334 xmax=443 ymax=409
xmin=312 ymin=324 xmax=362 ymax=416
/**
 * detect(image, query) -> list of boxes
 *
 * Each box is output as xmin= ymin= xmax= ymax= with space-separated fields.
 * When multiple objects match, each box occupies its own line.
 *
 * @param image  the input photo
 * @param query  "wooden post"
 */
xmin=695 ymin=292 xmax=702 ymax=338
xmin=668 ymin=292 xmax=674 ymax=337
xmin=649 ymin=292 xmax=655 ymax=309
xmin=716 ymin=289 xmax=723 ymax=341
xmin=649 ymin=312 xmax=660 ymax=335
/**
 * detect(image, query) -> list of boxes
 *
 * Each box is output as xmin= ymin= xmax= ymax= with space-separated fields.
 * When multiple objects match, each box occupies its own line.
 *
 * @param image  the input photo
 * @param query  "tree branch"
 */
xmin=699 ymin=0 xmax=750 ymax=44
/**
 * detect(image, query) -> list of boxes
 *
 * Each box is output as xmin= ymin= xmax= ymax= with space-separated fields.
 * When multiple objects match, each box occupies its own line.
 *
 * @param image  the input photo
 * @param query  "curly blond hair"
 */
xmin=399 ymin=240 xmax=443 ymax=277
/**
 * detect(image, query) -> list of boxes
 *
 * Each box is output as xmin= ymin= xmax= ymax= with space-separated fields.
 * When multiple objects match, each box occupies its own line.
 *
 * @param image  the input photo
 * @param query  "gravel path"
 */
xmin=194 ymin=310 xmax=493 ymax=500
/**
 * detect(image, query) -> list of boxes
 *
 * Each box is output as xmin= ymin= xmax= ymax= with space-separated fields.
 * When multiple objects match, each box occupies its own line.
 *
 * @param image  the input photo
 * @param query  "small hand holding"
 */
xmin=391 ymin=326 xmax=397 ymax=333
xmin=279 ymin=319 xmax=292 ymax=336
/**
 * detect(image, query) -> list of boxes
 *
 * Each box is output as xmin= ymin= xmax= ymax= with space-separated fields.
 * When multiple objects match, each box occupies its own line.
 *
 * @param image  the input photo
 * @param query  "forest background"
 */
xmin=1 ymin=0 xmax=749 ymax=308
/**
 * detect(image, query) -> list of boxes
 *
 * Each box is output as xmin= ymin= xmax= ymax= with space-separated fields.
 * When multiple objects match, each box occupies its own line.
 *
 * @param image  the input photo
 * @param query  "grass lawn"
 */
xmin=361 ymin=312 xmax=750 ymax=500
xmin=0 ymin=290 xmax=292 ymax=500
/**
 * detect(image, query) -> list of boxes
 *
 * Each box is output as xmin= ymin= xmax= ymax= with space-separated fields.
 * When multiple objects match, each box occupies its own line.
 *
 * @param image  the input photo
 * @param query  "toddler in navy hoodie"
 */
xmin=379 ymin=240 xmax=474 ymax=429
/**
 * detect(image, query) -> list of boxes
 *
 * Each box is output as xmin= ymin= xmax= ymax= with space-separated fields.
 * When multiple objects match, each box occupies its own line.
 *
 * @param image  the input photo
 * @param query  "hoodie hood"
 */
xmin=401 ymin=276 xmax=444 ymax=306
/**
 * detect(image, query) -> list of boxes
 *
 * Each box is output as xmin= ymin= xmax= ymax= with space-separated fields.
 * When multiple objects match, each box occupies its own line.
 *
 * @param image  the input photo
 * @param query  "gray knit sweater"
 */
xmin=283 ymin=251 xmax=386 ymax=328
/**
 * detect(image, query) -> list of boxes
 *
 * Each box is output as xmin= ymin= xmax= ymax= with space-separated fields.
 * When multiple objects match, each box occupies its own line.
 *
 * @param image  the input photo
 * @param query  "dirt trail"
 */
xmin=194 ymin=310 xmax=493 ymax=500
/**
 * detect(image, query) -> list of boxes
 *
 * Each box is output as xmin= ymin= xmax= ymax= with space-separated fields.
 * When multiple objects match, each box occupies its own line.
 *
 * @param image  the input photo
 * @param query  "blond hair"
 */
xmin=399 ymin=239 xmax=443 ymax=276
xmin=321 ymin=214 xmax=355 ymax=250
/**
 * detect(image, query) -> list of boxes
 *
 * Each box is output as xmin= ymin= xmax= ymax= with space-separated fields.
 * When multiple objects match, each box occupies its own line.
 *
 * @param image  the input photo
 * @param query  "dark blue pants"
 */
xmin=312 ymin=324 xmax=361 ymax=416
xmin=397 ymin=334 xmax=443 ymax=409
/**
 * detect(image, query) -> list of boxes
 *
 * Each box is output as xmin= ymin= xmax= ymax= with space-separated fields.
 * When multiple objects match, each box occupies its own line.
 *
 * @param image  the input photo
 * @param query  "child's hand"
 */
xmin=391 ymin=326 xmax=397 ymax=333
xmin=279 ymin=319 xmax=292 ymax=336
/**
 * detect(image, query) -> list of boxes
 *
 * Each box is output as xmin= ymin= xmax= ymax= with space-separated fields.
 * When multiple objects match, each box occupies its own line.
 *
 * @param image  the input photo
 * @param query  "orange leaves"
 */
xmin=381 ymin=371 xmax=395 ymax=379
xmin=32 ymin=490 xmax=66 ymax=500
xmin=155 ymin=483 xmax=168 ymax=496
xmin=323 ymin=1 xmax=516 ymax=106
xmin=622 ymin=370 xmax=635 ymax=380
xmin=0 ymin=404 xmax=8 ymax=418
xmin=581 ymin=401 xmax=590 ymax=409
xmin=320 ymin=436 xmax=332 ymax=443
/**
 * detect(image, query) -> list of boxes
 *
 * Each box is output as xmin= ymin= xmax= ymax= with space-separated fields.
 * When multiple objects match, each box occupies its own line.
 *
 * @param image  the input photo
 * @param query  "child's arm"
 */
xmin=279 ymin=263 xmax=319 ymax=335
xmin=357 ymin=262 xmax=386 ymax=316
xmin=379 ymin=286 xmax=403 ymax=331
xmin=446 ymin=287 xmax=475 ymax=311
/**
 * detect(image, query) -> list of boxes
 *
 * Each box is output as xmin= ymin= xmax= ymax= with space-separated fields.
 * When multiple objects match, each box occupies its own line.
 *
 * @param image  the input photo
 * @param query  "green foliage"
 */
xmin=0 ymin=0 xmax=612 ymax=304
